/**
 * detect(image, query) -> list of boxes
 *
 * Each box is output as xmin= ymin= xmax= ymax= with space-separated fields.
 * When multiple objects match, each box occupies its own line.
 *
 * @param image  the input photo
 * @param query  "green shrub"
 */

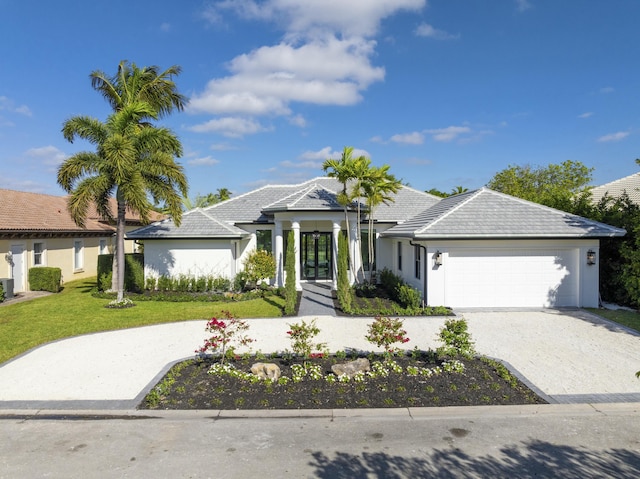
xmin=145 ymin=276 xmax=157 ymax=291
xmin=337 ymin=232 xmax=352 ymax=312
xmin=28 ymin=267 xmax=62 ymax=293
xmin=233 ymin=271 xmax=249 ymax=292
xmin=97 ymin=253 xmax=144 ymax=292
xmin=284 ymin=230 xmax=297 ymax=315
xmin=243 ymin=249 xmax=276 ymax=286
xmin=157 ymin=275 xmax=172 ymax=291
xmin=212 ymin=276 xmax=231 ymax=292
xmin=437 ymin=318 xmax=475 ymax=359
xmin=0 ymin=282 xmax=4 ymax=302
xmin=380 ymin=268 xmax=402 ymax=297
xmin=100 ymin=272 xmax=113 ymax=292
xmin=396 ymin=283 xmax=421 ymax=310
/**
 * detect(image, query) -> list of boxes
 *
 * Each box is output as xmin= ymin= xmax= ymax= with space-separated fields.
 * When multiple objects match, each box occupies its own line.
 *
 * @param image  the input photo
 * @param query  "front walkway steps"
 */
xmin=297 ymin=282 xmax=336 ymax=317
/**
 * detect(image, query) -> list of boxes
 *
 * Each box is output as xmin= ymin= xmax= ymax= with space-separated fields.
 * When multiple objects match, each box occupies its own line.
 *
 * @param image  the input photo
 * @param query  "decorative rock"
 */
xmin=331 ymin=358 xmax=371 ymax=378
xmin=250 ymin=362 xmax=281 ymax=380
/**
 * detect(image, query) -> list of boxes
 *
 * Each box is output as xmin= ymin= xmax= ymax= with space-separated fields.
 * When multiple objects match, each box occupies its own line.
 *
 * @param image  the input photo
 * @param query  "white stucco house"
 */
xmin=127 ymin=177 xmax=626 ymax=308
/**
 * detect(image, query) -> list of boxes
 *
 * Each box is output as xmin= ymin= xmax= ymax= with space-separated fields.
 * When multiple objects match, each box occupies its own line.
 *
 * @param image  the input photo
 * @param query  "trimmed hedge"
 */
xmin=97 ymin=253 xmax=144 ymax=293
xmin=28 ymin=267 xmax=62 ymax=293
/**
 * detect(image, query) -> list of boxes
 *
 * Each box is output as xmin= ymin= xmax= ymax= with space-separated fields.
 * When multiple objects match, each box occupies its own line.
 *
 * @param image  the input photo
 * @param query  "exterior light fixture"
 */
xmin=434 ymin=250 xmax=443 ymax=267
xmin=312 ymin=230 xmax=320 ymax=240
xmin=587 ymin=249 xmax=596 ymax=265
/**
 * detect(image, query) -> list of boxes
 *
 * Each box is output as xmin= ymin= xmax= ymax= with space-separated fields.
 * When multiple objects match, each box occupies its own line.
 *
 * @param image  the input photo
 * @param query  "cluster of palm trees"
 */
xmin=322 ymin=147 xmax=402 ymax=283
xmin=57 ymin=61 xmax=189 ymax=303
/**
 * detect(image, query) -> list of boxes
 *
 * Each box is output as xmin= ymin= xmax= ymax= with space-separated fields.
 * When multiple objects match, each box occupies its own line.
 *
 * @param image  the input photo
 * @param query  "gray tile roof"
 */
xmin=590 ymin=173 xmax=640 ymax=205
xmin=263 ymin=183 xmax=344 ymax=212
xmin=383 ymin=188 xmax=626 ymax=239
xmin=127 ymin=208 xmax=248 ymax=239
xmin=128 ymin=177 xmax=440 ymax=239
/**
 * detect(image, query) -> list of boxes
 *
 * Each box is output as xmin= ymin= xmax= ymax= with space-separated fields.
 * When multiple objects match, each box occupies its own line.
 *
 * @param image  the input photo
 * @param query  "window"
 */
xmin=414 ymin=245 xmax=421 ymax=279
xmin=74 ymin=240 xmax=84 ymax=271
xmin=99 ymin=239 xmax=109 ymax=255
xmin=397 ymin=242 xmax=402 ymax=271
xmin=33 ymin=242 xmax=45 ymax=266
xmin=256 ymin=230 xmax=273 ymax=253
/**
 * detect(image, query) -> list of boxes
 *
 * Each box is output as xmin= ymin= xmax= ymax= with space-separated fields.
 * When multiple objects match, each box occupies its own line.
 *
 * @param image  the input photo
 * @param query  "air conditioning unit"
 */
xmin=0 ymin=278 xmax=14 ymax=299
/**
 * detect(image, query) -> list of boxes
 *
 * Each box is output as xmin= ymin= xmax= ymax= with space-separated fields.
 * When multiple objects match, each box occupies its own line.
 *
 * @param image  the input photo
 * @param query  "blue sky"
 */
xmin=1 ymin=0 xmax=639 ymax=199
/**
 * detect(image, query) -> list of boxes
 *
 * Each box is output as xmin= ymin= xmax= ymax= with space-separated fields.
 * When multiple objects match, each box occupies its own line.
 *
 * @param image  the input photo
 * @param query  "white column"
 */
xmin=332 ymin=221 xmax=340 ymax=289
xmin=274 ymin=221 xmax=284 ymax=287
xmin=291 ymin=220 xmax=302 ymax=291
xmin=350 ymin=219 xmax=362 ymax=284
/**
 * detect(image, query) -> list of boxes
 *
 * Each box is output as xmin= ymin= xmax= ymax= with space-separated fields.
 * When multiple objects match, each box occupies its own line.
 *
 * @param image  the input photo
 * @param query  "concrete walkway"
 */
xmin=1 ymin=304 xmax=640 ymax=410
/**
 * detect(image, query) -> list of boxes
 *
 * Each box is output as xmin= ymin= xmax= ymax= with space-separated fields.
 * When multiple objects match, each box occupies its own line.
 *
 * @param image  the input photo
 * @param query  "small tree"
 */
xmin=437 ymin=318 xmax=475 ymax=359
xmin=365 ymin=316 xmax=410 ymax=357
xmin=286 ymin=319 xmax=327 ymax=358
xmin=196 ymin=310 xmax=254 ymax=365
xmin=284 ymin=230 xmax=297 ymax=315
xmin=243 ymin=249 xmax=276 ymax=286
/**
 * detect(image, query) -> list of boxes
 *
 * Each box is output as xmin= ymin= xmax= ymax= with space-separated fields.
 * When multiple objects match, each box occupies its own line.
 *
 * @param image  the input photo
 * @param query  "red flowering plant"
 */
xmin=365 ymin=316 xmax=410 ymax=358
xmin=286 ymin=319 xmax=327 ymax=359
xmin=196 ymin=310 xmax=254 ymax=365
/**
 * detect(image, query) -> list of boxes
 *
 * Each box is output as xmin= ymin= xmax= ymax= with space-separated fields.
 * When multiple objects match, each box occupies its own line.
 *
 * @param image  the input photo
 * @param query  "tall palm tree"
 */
xmin=349 ymin=155 xmax=373 ymax=283
xmin=362 ymin=165 xmax=401 ymax=280
xmin=58 ymin=61 xmax=188 ymax=303
xmin=322 ymin=147 xmax=357 ymax=277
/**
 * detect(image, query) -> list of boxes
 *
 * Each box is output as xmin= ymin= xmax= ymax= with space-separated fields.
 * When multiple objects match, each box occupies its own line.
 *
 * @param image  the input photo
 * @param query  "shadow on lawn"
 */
xmin=309 ymin=439 xmax=640 ymax=478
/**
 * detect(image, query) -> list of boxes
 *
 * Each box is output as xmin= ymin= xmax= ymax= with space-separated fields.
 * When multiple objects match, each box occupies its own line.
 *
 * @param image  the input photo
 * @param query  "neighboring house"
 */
xmin=590 ymin=173 xmax=640 ymax=205
xmin=128 ymin=177 xmax=625 ymax=308
xmin=0 ymin=189 xmax=163 ymax=293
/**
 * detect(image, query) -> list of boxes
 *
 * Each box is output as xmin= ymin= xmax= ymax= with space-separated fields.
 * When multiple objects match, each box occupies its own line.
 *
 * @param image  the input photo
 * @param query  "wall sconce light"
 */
xmin=587 ymin=249 xmax=596 ymax=265
xmin=434 ymin=250 xmax=443 ymax=267
xmin=312 ymin=230 xmax=320 ymax=240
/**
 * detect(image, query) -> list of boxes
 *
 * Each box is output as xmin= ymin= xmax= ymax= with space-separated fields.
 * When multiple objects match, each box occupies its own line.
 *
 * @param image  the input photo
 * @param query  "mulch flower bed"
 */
xmin=140 ymin=353 xmax=546 ymax=410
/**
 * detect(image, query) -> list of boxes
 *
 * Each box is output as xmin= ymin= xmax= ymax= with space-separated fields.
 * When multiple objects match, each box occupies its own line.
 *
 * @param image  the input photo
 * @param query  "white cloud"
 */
xmin=426 ymin=126 xmax=471 ymax=142
xmin=578 ymin=112 xmax=594 ymax=119
xmin=187 ymin=156 xmax=220 ymax=166
xmin=597 ymin=131 xmax=629 ymax=143
xmin=415 ymin=23 xmax=459 ymax=40
xmin=189 ymin=37 xmax=385 ymax=116
xmin=289 ymin=114 xmax=307 ymax=127
xmin=515 ymin=0 xmax=532 ymax=12
xmin=391 ymin=131 xmax=424 ymax=145
xmin=0 ymin=96 xmax=32 ymax=117
xmin=188 ymin=117 xmax=269 ymax=137
xmin=209 ymin=143 xmax=237 ymax=151
xmin=210 ymin=0 xmax=426 ymax=39
xmin=280 ymin=159 xmax=323 ymax=169
xmin=25 ymin=146 xmax=67 ymax=166
xmin=191 ymin=0 xmax=427 ymax=138
xmin=600 ymin=86 xmax=615 ymax=94
xmin=299 ymin=146 xmax=370 ymax=161
xmin=160 ymin=22 xmax=171 ymax=32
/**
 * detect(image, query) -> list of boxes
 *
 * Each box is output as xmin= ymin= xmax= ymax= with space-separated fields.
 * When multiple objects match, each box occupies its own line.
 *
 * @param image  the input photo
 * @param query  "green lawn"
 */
xmin=586 ymin=307 xmax=640 ymax=333
xmin=0 ymin=278 xmax=285 ymax=364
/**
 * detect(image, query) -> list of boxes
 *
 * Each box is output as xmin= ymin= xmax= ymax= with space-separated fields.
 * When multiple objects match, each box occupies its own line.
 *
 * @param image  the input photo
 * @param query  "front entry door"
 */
xmin=301 ymin=232 xmax=332 ymax=280
xmin=10 ymin=244 xmax=25 ymax=292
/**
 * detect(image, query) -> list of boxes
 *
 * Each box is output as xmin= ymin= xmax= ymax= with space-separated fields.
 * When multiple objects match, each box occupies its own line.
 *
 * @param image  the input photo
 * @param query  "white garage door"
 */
xmin=445 ymin=249 xmax=579 ymax=308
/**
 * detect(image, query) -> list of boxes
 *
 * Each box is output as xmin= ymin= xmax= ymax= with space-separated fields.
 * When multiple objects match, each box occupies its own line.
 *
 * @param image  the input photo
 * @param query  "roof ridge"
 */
xmin=416 ymin=188 xmax=482 ymax=233
xmin=592 ymin=172 xmax=640 ymax=190
xmin=199 ymin=209 xmax=243 ymax=234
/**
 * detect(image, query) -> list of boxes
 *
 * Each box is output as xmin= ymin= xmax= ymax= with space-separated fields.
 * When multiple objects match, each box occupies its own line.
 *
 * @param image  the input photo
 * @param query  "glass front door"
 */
xmin=301 ymin=232 xmax=332 ymax=280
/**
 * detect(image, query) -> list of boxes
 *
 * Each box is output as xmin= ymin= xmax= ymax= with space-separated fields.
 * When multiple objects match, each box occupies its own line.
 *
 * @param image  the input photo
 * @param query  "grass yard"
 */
xmin=586 ymin=308 xmax=640 ymax=334
xmin=0 ymin=278 xmax=285 ymax=364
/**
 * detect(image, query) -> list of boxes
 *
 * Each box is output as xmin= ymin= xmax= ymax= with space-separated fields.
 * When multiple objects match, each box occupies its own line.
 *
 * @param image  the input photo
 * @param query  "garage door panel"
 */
xmin=445 ymin=249 xmax=578 ymax=308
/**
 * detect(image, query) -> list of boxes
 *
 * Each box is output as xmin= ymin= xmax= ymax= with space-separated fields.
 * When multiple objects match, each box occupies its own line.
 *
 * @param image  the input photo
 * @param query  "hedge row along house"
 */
xmin=0 ymin=189 xmax=162 ymax=293
xmin=128 ymin=177 xmax=625 ymax=308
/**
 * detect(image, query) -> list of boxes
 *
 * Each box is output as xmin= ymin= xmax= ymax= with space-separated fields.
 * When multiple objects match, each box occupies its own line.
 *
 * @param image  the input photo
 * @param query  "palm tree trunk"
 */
xmin=116 ymin=189 xmax=126 ymax=302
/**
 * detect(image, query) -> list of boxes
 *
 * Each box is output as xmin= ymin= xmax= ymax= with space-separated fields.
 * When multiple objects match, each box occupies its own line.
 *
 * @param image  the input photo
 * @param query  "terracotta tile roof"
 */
xmin=0 ymin=189 xmax=165 ymax=234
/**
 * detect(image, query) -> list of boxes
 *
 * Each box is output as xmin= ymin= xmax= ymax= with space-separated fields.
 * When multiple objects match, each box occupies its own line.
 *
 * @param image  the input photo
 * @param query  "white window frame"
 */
xmin=33 ymin=241 xmax=46 ymax=267
xmin=99 ymin=239 xmax=109 ymax=255
xmin=73 ymin=239 xmax=84 ymax=271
